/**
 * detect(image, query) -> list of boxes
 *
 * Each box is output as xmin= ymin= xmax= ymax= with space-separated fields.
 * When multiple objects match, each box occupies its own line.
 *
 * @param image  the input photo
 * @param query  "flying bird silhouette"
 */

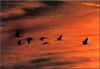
xmin=26 ymin=37 xmax=33 ymax=44
xmin=40 ymin=37 xmax=47 ymax=41
xmin=15 ymin=29 xmax=21 ymax=37
xmin=82 ymin=37 xmax=88 ymax=45
xmin=17 ymin=40 xmax=22 ymax=45
xmin=57 ymin=35 xmax=63 ymax=41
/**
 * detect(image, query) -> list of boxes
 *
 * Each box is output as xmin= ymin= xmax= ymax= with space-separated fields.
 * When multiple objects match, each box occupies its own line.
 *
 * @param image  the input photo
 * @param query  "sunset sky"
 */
xmin=0 ymin=1 xmax=100 ymax=69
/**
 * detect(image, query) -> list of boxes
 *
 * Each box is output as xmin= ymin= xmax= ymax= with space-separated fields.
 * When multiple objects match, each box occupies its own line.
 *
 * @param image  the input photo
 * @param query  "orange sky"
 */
xmin=0 ymin=1 xmax=100 ymax=69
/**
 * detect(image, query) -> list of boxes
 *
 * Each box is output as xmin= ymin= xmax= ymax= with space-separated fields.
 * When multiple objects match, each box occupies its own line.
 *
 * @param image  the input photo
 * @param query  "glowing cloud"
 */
xmin=81 ymin=2 xmax=100 ymax=7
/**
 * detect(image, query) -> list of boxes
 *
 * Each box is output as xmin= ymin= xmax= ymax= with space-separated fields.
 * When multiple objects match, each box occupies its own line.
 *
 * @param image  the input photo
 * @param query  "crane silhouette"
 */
xmin=57 ymin=35 xmax=63 ymax=41
xmin=40 ymin=37 xmax=48 ymax=45
xmin=82 ymin=37 xmax=88 ymax=45
xmin=17 ymin=40 xmax=22 ymax=45
xmin=26 ymin=37 xmax=33 ymax=44
xmin=40 ymin=37 xmax=47 ymax=41
xmin=15 ymin=29 xmax=21 ymax=37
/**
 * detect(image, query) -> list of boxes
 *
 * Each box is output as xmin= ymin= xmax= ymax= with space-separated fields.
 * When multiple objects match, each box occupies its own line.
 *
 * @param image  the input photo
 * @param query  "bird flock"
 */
xmin=15 ymin=29 xmax=88 ymax=46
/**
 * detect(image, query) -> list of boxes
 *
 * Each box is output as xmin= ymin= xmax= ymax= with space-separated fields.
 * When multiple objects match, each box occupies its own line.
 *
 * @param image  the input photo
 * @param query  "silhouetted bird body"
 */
xmin=82 ymin=38 xmax=88 ymax=45
xmin=17 ymin=40 xmax=22 ymax=45
xmin=15 ymin=30 xmax=21 ymax=37
xmin=40 ymin=37 xmax=47 ymax=41
xmin=27 ymin=37 xmax=33 ymax=44
xmin=57 ymin=35 xmax=63 ymax=41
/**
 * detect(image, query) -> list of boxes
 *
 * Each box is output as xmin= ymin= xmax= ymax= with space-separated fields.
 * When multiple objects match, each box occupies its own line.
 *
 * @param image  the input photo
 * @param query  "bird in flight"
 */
xmin=40 ymin=37 xmax=47 ymax=41
xmin=57 ymin=35 xmax=63 ymax=41
xmin=15 ymin=29 xmax=21 ymax=37
xmin=82 ymin=37 xmax=88 ymax=45
xmin=17 ymin=40 xmax=22 ymax=45
xmin=26 ymin=37 xmax=33 ymax=44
